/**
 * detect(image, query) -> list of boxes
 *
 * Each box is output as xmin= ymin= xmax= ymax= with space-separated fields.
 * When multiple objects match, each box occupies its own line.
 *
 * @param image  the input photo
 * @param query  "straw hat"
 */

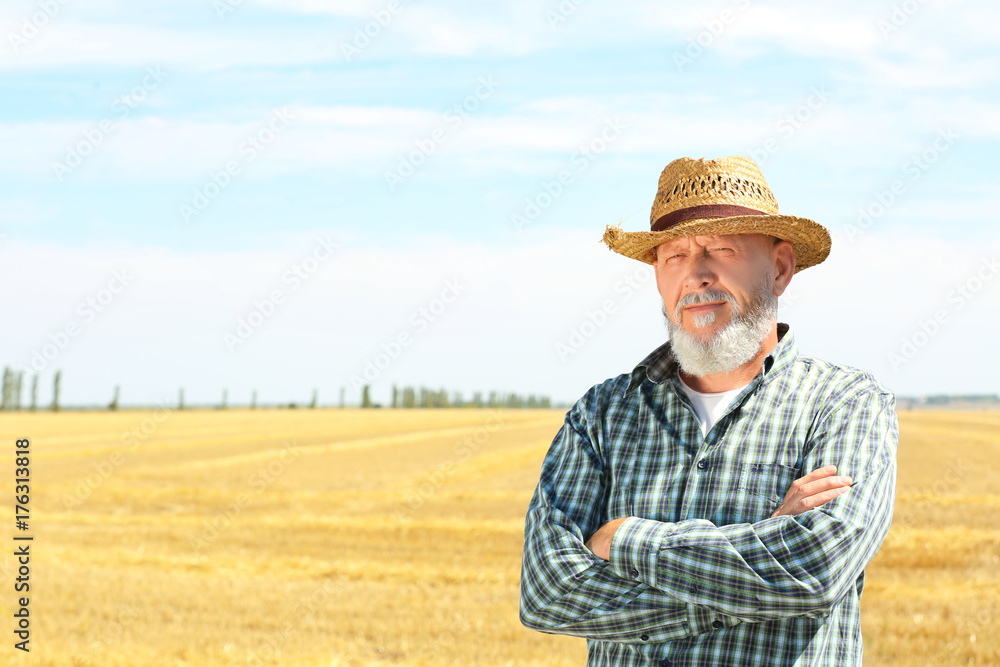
xmin=602 ymin=156 xmax=831 ymax=272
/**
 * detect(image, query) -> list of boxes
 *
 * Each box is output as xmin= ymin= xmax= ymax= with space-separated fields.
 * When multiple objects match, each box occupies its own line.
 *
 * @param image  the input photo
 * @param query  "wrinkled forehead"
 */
xmin=656 ymin=233 xmax=776 ymax=254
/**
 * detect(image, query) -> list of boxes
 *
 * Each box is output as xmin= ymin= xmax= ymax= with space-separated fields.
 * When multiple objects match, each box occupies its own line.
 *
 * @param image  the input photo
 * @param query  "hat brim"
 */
xmin=602 ymin=215 xmax=831 ymax=273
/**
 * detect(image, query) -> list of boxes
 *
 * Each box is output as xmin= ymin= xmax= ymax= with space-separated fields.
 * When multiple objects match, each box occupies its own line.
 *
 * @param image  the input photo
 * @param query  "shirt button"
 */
xmin=660 ymin=660 xmax=672 ymax=667
xmin=640 ymin=633 xmax=650 ymax=642
xmin=712 ymin=620 xmax=724 ymax=629
xmin=629 ymin=568 xmax=639 ymax=579
xmin=690 ymin=585 xmax=698 ymax=595
xmin=696 ymin=459 xmax=708 ymax=470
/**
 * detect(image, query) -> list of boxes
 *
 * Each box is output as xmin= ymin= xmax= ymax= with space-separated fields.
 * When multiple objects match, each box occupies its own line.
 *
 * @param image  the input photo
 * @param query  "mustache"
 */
xmin=673 ymin=289 xmax=736 ymax=320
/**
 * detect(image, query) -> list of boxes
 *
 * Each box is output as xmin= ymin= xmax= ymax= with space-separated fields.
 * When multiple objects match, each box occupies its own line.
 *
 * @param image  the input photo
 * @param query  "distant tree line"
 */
xmin=359 ymin=384 xmax=552 ymax=409
xmin=0 ymin=368 xmax=553 ymax=411
xmin=1 ymin=367 xmax=61 ymax=411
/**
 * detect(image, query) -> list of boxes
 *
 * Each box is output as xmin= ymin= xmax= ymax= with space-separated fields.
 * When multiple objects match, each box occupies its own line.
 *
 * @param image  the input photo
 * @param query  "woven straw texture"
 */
xmin=603 ymin=156 xmax=831 ymax=272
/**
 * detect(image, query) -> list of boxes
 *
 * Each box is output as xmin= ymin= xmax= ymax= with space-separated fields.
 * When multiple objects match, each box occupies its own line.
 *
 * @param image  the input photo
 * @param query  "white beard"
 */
xmin=663 ymin=274 xmax=779 ymax=377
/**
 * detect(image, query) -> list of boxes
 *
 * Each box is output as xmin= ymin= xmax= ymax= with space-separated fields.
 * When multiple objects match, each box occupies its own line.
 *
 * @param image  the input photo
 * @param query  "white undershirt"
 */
xmin=679 ymin=375 xmax=749 ymax=438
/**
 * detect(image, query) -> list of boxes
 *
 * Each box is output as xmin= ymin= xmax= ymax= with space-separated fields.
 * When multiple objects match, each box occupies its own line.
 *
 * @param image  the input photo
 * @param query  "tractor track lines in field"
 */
xmin=39 ymin=509 xmax=525 ymax=534
xmin=129 ymin=417 xmax=559 ymax=474
xmin=44 ymin=483 xmax=533 ymax=507
xmin=45 ymin=542 xmax=520 ymax=587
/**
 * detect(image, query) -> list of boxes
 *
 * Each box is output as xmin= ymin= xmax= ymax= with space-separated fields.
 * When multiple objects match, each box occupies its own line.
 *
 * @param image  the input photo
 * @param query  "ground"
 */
xmin=0 ymin=407 xmax=996 ymax=665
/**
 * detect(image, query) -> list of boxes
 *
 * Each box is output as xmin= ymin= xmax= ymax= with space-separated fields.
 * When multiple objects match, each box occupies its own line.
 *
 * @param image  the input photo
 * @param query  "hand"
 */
xmin=771 ymin=465 xmax=852 ymax=518
xmin=585 ymin=517 xmax=630 ymax=561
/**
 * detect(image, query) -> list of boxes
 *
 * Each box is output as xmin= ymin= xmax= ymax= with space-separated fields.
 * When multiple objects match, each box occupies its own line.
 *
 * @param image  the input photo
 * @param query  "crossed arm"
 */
xmin=519 ymin=391 xmax=897 ymax=642
xmin=584 ymin=466 xmax=853 ymax=560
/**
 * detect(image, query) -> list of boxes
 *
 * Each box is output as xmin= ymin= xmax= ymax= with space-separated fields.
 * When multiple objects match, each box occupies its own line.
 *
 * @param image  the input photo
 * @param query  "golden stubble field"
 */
xmin=0 ymin=407 xmax=997 ymax=666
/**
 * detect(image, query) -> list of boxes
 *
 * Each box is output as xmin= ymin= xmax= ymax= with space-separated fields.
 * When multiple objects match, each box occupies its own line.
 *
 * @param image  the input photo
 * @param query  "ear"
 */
xmin=771 ymin=239 xmax=796 ymax=296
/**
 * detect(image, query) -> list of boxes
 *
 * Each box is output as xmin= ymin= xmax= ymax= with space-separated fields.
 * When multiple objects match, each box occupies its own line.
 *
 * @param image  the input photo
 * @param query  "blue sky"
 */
xmin=1 ymin=0 xmax=998 ymax=407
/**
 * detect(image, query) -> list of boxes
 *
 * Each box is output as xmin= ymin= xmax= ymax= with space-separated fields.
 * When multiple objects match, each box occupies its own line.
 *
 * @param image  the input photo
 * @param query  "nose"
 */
xmin=680 ymin=253 xmax=716 ymax=294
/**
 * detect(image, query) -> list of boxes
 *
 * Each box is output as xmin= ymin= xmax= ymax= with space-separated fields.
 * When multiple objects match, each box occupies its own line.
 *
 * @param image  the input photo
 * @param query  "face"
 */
xmin=653 ymin=233 xmax=794 ymax=343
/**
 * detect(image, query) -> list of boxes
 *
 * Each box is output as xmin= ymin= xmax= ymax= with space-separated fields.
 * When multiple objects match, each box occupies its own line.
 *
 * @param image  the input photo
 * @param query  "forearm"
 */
xmin=608 ymin=459 xmax=895 ymax=622
xmin=521 ymin=502 xmax=737 ymax=642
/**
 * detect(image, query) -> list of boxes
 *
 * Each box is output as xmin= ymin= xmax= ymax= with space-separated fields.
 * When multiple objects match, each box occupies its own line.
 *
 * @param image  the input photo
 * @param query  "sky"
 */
xmin=0 ymin=0 xmax=998 ymax=408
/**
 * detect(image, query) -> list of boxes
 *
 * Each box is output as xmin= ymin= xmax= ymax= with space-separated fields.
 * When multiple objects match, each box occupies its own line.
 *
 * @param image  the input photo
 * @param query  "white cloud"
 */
xmin=250 ymin=0 xmax=379 ymax=17
xmin=0 ymin=21 xmax=339 ymax=69
xmin=0 ymin=196 xmax=61 ymax=228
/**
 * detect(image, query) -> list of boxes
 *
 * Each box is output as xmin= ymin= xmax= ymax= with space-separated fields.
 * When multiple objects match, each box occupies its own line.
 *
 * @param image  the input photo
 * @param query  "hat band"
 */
xmin=651 ymin=204 xmax=767 ymax=232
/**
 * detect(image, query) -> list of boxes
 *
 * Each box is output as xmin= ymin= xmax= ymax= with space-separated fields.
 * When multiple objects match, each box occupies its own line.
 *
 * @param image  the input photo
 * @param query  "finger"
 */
xmin=797 ymin=474 xmax=853 ymax=498
xmin=794 ymin=465 xmax=838 ymax=486
xmin=798 ymin=485 xmax=851 ymax=511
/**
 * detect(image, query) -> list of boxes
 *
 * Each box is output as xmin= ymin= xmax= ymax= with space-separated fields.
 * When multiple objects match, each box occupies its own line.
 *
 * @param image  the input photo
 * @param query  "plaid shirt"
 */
xmin=520 ymin=325 xmax=897 ymax=666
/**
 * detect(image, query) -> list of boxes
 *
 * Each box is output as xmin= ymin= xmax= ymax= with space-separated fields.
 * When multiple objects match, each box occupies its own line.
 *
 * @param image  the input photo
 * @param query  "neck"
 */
xmin=678 ymin=326 xmax=779 ymax=393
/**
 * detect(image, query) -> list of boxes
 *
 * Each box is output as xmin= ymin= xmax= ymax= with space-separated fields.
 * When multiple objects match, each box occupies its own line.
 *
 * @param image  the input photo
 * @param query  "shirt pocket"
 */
xmin=731 ymin=462 xmax=800 ymax=522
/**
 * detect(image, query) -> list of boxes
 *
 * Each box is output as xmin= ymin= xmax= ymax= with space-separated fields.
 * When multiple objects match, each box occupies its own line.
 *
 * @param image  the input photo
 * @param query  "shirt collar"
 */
xmin=626 ymin=323 xmax=797 ymax=393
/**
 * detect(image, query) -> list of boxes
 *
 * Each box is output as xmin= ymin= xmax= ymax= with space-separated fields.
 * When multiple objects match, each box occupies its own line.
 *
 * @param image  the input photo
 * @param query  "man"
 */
xmin=520 ymin=156 xmax=897 ymax=665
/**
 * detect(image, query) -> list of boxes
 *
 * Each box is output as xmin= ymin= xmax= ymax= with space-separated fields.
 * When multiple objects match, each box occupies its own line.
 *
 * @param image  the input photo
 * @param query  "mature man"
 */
xmin=520 ymin=156 xmax=897 ymax=665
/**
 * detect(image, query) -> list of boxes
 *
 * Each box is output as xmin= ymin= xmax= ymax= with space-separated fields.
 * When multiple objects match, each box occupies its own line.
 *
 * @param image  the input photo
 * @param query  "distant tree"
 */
xmin=30 ymin=374 xmax=38 ymax=411
xmin=339 ymin=387 xmax=346 ymax=409
xmin=251 ymin=390 xmax=258 ymax=409
xmin=220 ymin=389 xmax=228 ymax=410
xmin=361 ymin=385 xmax=373 ymax=408
xmin=13 ymin=371 xmax=22 ymax=410
xmin=391 ymin=385 xmax=399 ymax=409
xmin=452 ymin=391 xmax=464 ymax=408
xmin=109 ymin=385 xmax=120 ymax=411
xmin=473 ymin=391 xmax=483 ymax=409
xmin=309 ymin=389 xmax=318 ymax=409
xmin=1 ymin=367 xmax=10 ymax=410
xmin=403 ymin=386 xmax=416 ymax=408
xmin=178 ymin=388 xmax=185 ymax=411
xmin=51 ymin=371 xmax=62 ymax=412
